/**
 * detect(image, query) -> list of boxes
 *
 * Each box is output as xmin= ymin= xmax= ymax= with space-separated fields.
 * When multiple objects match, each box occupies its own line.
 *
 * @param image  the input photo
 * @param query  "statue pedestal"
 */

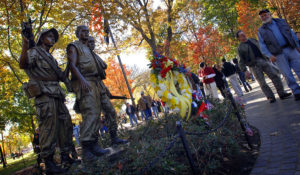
xmin=105 ymin=144 xmax=128 ymax=162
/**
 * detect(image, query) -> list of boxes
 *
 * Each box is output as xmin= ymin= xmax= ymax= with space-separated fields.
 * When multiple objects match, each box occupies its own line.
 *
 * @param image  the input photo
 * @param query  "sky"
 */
xmin=119 ymin=48 xmax=149 ymax=70
xmin=116 ymin=0 xmax=164 ymax=71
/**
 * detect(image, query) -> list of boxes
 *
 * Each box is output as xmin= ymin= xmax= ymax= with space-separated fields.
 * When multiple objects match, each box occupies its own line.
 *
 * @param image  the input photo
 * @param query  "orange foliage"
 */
xmin=189 ymin=25 xmax=232 ymax=68
xmin=103 ymin=58 xmax=134 ymax=98
xmin=265 ymin=0 xmax=299 ymax=31
xmin=236 ymin=0 xmax=261 ymax=39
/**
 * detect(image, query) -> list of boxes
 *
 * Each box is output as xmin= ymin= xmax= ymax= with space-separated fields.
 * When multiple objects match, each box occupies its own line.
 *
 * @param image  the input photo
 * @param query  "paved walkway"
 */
xmin=244 ymin=79 xmax=300 ymax=175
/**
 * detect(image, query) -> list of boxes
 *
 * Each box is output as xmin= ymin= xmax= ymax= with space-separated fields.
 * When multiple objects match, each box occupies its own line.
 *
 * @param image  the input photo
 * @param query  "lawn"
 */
xmin=0 ymin=152 xmax=37 ymax=175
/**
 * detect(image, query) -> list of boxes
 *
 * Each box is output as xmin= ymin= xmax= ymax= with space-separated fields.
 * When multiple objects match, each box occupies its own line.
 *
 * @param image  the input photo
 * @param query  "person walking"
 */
xmin=212 ymin=64 xmax=227 ymax=98
xmin=233 ymin=58 xmax=252 ymax=92
xmin=151 ymin=100 xmax=159 ymax=118
xmin=156 ymin=100 xmax=162 ymax=113
xmin=198 ymin=62 xmax=219 ymax=99
xmin=236 ymin=30 xmax=291 ymax=103
xmin=221 ymin=58 xmax=244 ymax=97
xmin=125 ymin=103 xmax=138 ymax=126
xmin=258 ymin=9 xmax=300 ymax=101
xmin=99 ymin=116 xmax=108 ymax=136
xmin=137 ymin=91 xmax=152 ymax=121
xmin=73 ymin=124 xmax=80 ymax=146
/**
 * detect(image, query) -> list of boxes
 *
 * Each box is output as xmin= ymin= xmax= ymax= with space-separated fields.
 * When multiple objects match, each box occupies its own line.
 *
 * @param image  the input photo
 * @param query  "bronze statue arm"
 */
xmin=67 ymin=45 xmax=92 ymax=92
xmin=19 ymin=36 xmax=29 ymax=69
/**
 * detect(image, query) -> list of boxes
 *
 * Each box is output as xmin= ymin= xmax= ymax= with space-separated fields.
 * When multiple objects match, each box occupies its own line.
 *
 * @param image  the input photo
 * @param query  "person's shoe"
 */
xmin=268 ymin=98 xmax=276 ymax=103
xmin=280 ymin=92 xmax=292 ymax=100
xmin=295 ymin=94 xmax=300 ymax=101
xmin=90 ymin=142 xmax=110 ymax=156
xmin=111 ymin=137 xmax=129 ymax=145
xmin=44 ymin=156 xmax=67 ymax=174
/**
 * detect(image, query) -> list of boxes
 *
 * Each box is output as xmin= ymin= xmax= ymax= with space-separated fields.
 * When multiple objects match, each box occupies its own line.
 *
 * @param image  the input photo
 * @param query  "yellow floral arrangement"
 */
xmin=150 ymin=52 xmax=192 ymax=120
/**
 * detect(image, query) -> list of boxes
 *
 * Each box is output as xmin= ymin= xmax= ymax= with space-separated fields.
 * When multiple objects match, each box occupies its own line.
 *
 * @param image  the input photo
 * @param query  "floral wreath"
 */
xmin=150 ymin=52 xmax=192 ymax=120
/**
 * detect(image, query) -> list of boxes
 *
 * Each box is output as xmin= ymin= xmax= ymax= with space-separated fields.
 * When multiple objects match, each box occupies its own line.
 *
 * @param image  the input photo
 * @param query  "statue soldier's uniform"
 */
xmin=87 ymin=36 xmax=128 ymax=145
xmin=68 ymin=40 xmax=103 ymax=142
xmin=91 ymin=45 xmax=121 ymax=141
xmin=67 ymin=26 xmax=127 ymax=162
xmin=20 ymin=28 xmax=76 ymax=174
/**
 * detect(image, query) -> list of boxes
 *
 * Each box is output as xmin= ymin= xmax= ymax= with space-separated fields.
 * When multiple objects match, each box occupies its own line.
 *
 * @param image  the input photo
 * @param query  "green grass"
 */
xmin=0 ymin=152 xmax=37 ymax=175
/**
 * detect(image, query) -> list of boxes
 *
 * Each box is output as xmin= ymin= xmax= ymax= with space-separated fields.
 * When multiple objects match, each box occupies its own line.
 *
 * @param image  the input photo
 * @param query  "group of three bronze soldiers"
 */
xmin=19 ymin=25 xmax=127 ymax=174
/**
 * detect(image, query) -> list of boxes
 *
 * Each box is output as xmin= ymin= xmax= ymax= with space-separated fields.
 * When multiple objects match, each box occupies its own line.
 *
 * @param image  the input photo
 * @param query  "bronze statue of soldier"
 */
xmin=87 ymin=36 xmax=128 ymax=143
xmin=67 ymin=25 xmax=127 ymax=163
xmin=19 ymin=27 xmax=77 ymax=174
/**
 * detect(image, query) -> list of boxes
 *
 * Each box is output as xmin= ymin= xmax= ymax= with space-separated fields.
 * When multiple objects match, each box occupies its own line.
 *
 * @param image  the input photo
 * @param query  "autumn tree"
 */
xmin=236 ymin=0 xmax=262 ymax=39
xmin=264 ymin=0 xmax=299 ymax=31
xmin=188 ymin=25 xmax=232 ymax=71
xmin=103 ymin=58 xmax=134 ymax=111
xmin=0 ymin=0 xmax=94 ymax=136
xmin=94 ymin=0 xmax=200 ymax=57
xmin=198 ymin=0 xmax=239 ymax=38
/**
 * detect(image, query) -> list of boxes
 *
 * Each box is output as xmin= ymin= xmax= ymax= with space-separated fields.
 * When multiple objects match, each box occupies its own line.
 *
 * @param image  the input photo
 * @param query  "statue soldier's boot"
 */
xmin=81 ymin=141 xmax=98 ymax=162
xmin=44 ymin=155 xmax=67 ymax=175
xmin=91 ymin=140 xmax=110 ymax=156
xmin=110 ymin=131 xmax=128 ymax=145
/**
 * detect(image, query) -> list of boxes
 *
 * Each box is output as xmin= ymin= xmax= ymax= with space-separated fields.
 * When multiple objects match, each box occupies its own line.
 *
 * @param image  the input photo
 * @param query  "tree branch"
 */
xmin=0 ymin=59 xmax=23 ymax=84
xmin=5 ymin=1 xmax=18 ymax=63
xmin=34 ymin=0 xmax=47 ymax=37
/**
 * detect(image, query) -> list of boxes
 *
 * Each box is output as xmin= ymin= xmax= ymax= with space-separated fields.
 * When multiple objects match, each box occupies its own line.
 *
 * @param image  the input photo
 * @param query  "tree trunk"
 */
xmin=1 ymin=132 xmax=6 ymax=166
xmin=0 ymin=145 xmax=6 ymax=168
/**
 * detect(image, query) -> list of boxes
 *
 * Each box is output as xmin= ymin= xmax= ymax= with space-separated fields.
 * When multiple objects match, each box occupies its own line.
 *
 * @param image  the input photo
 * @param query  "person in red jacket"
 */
xmin=198 ymin=62 xmax=219 ymax=99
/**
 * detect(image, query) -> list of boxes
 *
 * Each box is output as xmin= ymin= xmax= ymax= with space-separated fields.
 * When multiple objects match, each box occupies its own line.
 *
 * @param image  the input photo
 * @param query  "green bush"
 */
xmin=71 ymin=99 xmax=250 ymax=175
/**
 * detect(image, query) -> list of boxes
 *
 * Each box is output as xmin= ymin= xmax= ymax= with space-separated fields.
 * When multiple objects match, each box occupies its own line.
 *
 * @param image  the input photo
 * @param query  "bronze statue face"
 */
xmin=88 ymin=36 xmax=95 ymax=51
xmin=77 ymin=25 xmax=89 ymax=41
xmin=41 ymin=31 xmax=56 ymax=47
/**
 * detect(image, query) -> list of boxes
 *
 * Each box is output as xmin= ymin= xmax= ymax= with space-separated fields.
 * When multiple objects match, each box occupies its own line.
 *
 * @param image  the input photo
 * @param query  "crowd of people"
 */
xmin=123 ymin=91 xmax=167 ymax=127
xmin=197 ymin=9 xmax=299 ymax=103
xmin=123 ymin=9 xmax=300 ymax=127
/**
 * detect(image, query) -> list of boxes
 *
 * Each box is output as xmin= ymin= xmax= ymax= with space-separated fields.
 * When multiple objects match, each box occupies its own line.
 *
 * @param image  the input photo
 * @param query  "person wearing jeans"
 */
xmin=138 ymin=91 xmax=153 ymax=121
xmin=151 ymin=101 xmax=159 ymax=118
xmin=236 ymin=30 xmax=291 ymax=103
xmin=258 ymin=9 xmax=300 ymax=101
xmin=233 ymin=58 xmax=252 ymax=92
xmin=212 ymin=64 xmax=227 ymax=98
xmin=222 ymin=58 xmax=244 ymax=97
xmin=125 ymin=103 xmax=138 ymax=126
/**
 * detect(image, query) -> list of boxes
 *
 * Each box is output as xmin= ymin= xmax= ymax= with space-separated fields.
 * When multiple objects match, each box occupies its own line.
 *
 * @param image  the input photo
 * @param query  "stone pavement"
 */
xmin=243 ymin=79 xmax=300 ymax=175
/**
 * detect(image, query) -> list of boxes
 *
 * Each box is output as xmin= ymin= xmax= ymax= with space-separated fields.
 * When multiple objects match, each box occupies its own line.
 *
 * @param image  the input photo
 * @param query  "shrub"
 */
xmin=70 ymin=99 xmax=251 ymax=175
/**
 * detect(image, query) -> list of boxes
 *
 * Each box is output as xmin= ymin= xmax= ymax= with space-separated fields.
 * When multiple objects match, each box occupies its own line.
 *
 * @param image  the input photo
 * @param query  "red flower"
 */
xmin=160 ymin=65 xmax=172 ymax=78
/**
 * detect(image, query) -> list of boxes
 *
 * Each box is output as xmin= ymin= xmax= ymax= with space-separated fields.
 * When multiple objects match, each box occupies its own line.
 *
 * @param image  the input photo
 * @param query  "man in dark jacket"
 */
xmin=222 ymin=58 xmax=244 ymax=97
xmin=237 ymin=30 xmax=291 ymax=103
xmin=213 ymin=64 xmax=226 ymax=98
xmin=233 ymin=58 xmax=252 ymax=92
xmin=190 ymin=72 xmax=206 ymax=97
xmin=126 ymin=103 xmax=138 ymax=126
xmin=258 ymin=9 xmax=300 ymax=101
